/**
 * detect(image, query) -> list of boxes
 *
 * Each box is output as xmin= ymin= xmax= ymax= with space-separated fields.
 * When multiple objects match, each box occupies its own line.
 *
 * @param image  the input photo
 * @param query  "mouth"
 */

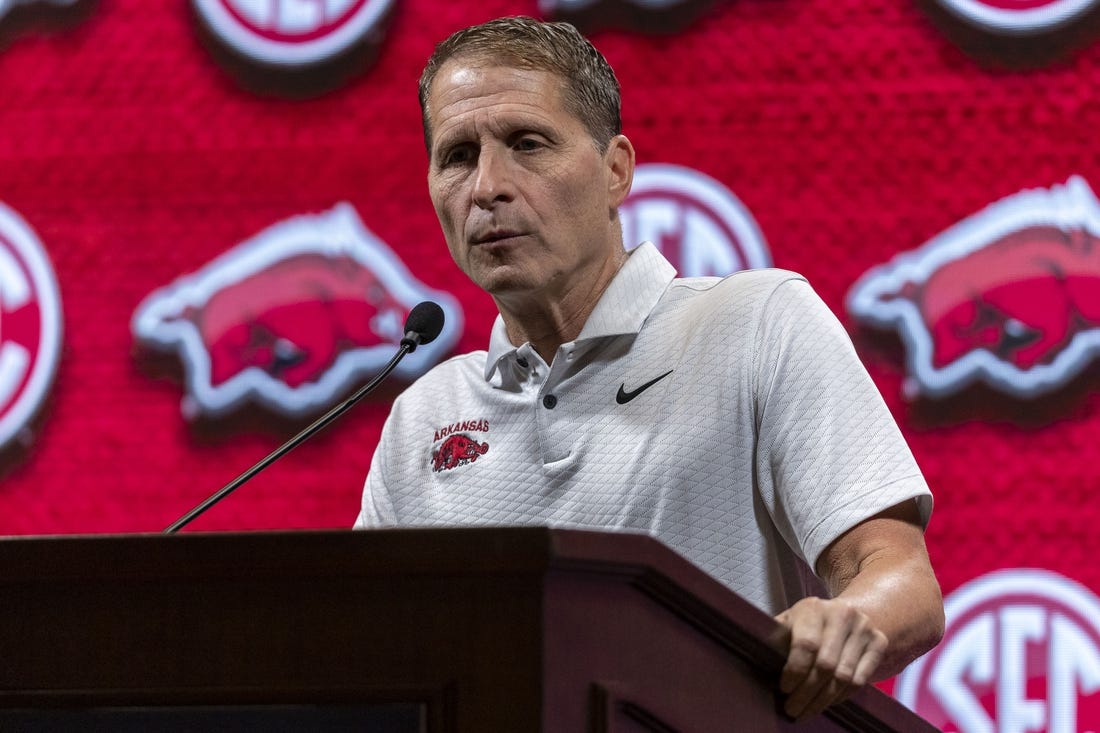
xmin=470 ymin=229 xmax=526 ymax=246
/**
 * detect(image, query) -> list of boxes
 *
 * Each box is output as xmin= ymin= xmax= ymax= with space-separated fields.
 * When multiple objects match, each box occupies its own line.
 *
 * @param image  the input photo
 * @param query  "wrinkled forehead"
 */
xmin=432 ymin=52 xmax=572 ymax=100
xmin=429 ymin=55 xmax=568 ymax=101
xmin=425 ymin=58 xmax=572 ymax=136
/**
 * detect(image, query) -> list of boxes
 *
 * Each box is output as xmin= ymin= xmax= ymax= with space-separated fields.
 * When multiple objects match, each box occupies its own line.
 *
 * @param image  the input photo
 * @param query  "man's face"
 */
xmin=425 ymin=60 xmax=632 ymax=302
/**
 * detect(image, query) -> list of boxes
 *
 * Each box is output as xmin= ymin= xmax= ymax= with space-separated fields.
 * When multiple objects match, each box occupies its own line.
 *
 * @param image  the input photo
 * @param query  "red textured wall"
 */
xmin=3 ymin=0 xmax=1100 ymax=718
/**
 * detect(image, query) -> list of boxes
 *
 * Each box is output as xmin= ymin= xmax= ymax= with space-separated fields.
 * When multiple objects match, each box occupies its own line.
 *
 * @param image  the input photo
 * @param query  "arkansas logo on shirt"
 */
xmin=0 ymin=203 xmax=62 ymax=452
xmin=191 ymin=0 xmax=395 ymax=68
xmin=620 ymin=164 xmax=771 ymax=278
xmin=895 ymin=569 xmax=1100 ymax=731
xmin=430 ymin=419 xmax=489 ymax=473
xmin=847 ymin=175 xmax=1100 ymax=400
xmin=932 ymin=0 xmax=1099 ymax=33
xmin=132 ymin=203 xmax=462 ymax=419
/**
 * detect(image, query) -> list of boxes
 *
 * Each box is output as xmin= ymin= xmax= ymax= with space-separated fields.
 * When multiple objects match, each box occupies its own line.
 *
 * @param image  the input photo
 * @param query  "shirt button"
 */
xmin=516 ymin=357 xmax=529 ymax=368
xmin=542 ymin=394 xmax=557 ymax=409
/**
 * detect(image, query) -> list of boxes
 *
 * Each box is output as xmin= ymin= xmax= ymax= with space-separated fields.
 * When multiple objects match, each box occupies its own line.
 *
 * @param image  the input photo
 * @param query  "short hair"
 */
xmin=418 ymin=16 xmax=622 ymax=154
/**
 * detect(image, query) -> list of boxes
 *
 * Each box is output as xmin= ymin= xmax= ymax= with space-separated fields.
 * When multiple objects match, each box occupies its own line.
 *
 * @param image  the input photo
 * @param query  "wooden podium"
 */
xmin=0 ymin=528 xmax=937 ymax=732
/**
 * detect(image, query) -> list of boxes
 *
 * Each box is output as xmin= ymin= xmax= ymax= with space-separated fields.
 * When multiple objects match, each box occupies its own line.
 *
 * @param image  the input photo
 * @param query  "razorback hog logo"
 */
xmin=896 ymin=569 xmax=1100 ymax=732
xmin=620 ymin=164 xmax=771 ymax=277
xmin=132 ymin=203 xmax=461 ymax=418
xmin=432 ymin=434 xmax=488 ymax=472
xmin=847 ymin=175 xmax=1100 ymax=399
xmin=191 ymin=0 xmax=394 ymax=67
xmin=0 ymin=202 xmax=62 ymax=450
xmin=0 ymin=0 xmax=76 ymax=22
xmin=933 ymin=0 xmax=1099 ymax=34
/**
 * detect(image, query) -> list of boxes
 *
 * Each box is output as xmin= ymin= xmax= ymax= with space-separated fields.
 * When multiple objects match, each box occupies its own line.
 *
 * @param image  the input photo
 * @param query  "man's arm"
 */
xmin=775 ymin=499 xmax=944 ymax=721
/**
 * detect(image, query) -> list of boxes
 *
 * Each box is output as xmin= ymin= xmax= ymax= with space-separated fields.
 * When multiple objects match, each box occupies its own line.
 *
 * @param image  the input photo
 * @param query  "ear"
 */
xmin=604 ymin=134 xmax=635 ymax=209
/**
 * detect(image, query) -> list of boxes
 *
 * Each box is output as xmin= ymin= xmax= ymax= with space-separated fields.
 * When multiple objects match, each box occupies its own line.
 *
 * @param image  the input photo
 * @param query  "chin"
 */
xmin=468 ymin=266 xmax=541 ymax=296
xmin=482 ymin=279 xmax=540 ymax=297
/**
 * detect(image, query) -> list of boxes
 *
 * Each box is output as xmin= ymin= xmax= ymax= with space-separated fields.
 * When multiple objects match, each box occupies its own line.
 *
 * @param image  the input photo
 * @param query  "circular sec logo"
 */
xmin=897 ymin=569 xmax=1100 ymax=732
xmin=191 ymin=0 xmax=395 ymax=67
xmin=0 ymin=203 xmax=62 ymax=450
xmin=936 ymin=0 xmax=1100 ymax=32
xmin=620 ymin=164 xmax=771 ymax=278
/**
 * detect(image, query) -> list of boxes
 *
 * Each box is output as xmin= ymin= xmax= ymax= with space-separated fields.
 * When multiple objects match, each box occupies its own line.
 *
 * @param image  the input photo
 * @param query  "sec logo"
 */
xmin=191 ymin=0 xmax=395 ymax=67
xmin=0 ymin=203 xmax=62 ymax=451
xmin=620 ymin=164 xmax=771 ymax=277
xmin=896 ymin=569 xmax=1100 ymax=732
xmin=934 ymin=0 xmax=1099 ymax=32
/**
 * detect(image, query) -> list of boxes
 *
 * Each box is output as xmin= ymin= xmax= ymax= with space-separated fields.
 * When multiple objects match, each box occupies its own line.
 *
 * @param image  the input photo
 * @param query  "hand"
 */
xmin=774 ymin=596 xmax=888 ymax=721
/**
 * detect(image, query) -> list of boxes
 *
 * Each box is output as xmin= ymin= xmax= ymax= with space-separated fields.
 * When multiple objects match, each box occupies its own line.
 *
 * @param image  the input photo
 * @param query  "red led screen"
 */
xmin=2 ymin=0 xmax=1100 ymax=723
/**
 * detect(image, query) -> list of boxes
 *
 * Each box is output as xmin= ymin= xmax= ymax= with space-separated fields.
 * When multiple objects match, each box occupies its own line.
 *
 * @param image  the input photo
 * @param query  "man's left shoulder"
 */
xmin=673 ymin=267 xmax=807 ymax=295
xmin=661 ymin=267 xmax=811 ymax=315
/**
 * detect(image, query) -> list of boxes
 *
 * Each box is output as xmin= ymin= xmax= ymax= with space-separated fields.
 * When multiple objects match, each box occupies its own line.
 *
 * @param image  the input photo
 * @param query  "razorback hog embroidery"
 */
xmin=432 ymin=434 xmax=489 ymax=472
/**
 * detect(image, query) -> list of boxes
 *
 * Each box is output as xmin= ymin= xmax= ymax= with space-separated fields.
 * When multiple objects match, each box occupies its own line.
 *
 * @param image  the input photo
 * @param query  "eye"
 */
xmin=438 ymin=144 xmax=475 ymax=168
xmin=1003 ymin=318 xmax=1031 ymax=339
xmin=512 ymin=134 xmax=548 ymax=152
xmin=999 ymin=318 xmax=1039 ymax=352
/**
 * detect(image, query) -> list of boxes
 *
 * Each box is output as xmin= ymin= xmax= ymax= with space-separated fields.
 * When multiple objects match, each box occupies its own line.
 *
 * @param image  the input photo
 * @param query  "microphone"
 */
xmin=164 ymin=301 xmax=446 ymax=534
xmin=400 ymin=300 xmax=445 ymax=351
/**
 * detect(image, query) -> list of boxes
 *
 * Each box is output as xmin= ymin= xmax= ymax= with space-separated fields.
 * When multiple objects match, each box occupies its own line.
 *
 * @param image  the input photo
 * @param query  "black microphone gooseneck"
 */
xmin=164 ymin=301 xmax=446 ymax=534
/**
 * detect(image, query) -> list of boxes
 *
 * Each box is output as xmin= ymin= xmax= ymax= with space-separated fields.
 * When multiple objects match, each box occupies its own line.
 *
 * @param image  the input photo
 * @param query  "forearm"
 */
xmin=778 ymin=503 xmax=943 ymax=719
xmin=828 ymin=542 xmax=944 ymax=679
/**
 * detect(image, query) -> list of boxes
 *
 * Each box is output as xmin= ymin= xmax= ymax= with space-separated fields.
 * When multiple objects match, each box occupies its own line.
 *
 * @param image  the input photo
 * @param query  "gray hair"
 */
xmin=418 ymin=16 xmax=622 ymax=153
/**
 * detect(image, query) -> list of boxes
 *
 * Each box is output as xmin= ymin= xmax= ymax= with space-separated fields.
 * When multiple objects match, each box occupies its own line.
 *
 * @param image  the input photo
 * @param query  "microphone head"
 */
xmin=400 ymin=301 xmax=446 ymax=351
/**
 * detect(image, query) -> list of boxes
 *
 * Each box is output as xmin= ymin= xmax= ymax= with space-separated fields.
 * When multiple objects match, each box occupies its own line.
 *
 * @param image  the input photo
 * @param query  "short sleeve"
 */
xmin=752 ymin=278 xmax=932 ymax=571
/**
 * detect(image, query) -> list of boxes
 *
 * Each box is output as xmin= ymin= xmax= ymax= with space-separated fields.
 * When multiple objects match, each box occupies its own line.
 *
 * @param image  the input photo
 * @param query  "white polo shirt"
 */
xmin=356 ymin=243 xmax=931 ymax=615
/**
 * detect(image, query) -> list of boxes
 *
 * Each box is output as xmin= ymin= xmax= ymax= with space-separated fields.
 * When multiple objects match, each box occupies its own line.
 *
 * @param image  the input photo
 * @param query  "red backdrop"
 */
xmin=2 ymin=0 xmax=1100 ymax=723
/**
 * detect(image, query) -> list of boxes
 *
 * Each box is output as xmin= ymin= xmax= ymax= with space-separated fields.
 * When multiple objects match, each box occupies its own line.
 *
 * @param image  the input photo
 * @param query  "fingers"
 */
xmin=780 ymin=599 xmax=842 ymax=719
xmin=852 ymin=631 xmax=887 ymax=686
xmin=776 ymin=598 xmax=887 ymax=721
xmin=778 ymin=602 xmax=823 ymax=697
xmin=795 ymin=675 xmax=852 ymax=722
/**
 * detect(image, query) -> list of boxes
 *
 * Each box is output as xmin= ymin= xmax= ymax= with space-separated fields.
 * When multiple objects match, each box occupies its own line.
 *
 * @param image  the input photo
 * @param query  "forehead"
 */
xmin=426 ymin=61 xmax=576 ymax=140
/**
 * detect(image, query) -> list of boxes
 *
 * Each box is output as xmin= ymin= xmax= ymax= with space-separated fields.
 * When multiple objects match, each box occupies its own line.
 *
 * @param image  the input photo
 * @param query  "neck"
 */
xmin=494 ymin=247 xmax=628 ymax=364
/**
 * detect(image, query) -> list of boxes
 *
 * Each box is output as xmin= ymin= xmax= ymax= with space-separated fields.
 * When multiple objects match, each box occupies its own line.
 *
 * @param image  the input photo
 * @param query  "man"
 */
xmin=356 ymin=16 xmax=943 ymax=720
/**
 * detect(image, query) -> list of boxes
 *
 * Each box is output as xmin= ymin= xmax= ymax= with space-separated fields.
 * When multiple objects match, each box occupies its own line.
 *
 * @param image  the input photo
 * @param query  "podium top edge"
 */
xmin=0 ymin=526 xmax=938 ymax=732
xmin=0 ymin=526 xmax=769 ymax=637
xmin=0 ymin=526 xmax=688 ymax=579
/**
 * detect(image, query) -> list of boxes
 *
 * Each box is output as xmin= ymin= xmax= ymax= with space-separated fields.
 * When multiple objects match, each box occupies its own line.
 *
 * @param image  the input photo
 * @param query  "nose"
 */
xmin=471 ymin=149 xmax=514 ymax=210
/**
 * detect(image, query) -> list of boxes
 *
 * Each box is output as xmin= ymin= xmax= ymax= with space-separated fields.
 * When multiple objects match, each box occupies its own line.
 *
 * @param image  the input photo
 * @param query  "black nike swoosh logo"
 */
xmin=616 ymin=370 xmax=674 ymax=405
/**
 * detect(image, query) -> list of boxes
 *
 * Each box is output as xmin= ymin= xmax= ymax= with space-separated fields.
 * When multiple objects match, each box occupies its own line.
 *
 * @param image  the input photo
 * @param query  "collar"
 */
xmin=483 ymin=242 xmax=677 ymax=382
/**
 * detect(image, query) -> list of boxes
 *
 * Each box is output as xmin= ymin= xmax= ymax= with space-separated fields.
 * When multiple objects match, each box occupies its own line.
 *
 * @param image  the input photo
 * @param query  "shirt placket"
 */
xmin=535 ymin=342 xmax=587 ymax=466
